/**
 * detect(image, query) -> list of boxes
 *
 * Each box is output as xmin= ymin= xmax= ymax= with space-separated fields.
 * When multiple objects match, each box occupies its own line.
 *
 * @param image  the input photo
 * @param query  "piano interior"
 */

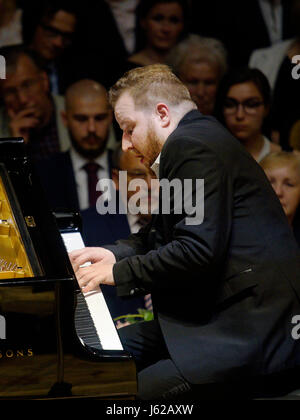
xmin=0 ymin=173 xmax=34 ymax=280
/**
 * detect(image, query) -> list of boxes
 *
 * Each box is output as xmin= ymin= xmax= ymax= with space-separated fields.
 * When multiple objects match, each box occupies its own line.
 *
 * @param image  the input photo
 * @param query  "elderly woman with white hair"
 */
xmin=166 ymin=34 xmax=227 ymax=115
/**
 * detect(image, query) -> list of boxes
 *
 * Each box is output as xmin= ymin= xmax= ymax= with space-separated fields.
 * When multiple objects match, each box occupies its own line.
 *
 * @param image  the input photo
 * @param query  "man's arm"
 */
xmin=114 ymin=138 xmax=233 ymax=297
xmin=103 ymin=221 xmax=154 ymax=261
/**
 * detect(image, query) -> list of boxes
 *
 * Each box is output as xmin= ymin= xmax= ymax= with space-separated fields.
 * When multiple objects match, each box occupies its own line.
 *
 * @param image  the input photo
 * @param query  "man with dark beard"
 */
xmin=34 ymin=79 xmax=117 ymax=212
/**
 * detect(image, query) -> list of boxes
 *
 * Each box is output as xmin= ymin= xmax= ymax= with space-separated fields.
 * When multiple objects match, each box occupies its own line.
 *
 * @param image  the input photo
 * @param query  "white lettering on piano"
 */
xmin=0 ymin=55 xmax=5 ymax=79
xmin=0 ymin=315 xmax=6 ymax=340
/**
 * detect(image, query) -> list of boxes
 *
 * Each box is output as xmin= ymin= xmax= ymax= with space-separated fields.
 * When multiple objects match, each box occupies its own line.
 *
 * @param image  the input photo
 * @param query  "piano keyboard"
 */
xmin=61 ymin=232 xmax=123 ymax=351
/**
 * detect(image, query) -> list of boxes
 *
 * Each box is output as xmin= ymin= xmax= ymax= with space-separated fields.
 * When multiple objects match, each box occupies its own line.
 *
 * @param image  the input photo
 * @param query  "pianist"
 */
xmin=69 ymin=64 xmax=300 ymax=400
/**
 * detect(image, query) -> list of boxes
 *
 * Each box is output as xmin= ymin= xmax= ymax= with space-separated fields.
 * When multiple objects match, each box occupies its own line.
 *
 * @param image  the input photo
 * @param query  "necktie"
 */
xmin=83 ymin=162 xmax=101 ymax=208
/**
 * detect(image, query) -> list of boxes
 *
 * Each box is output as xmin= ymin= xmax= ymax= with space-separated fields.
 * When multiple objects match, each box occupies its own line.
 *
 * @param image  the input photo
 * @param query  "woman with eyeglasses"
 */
xmin=215 ymin=67 xmax=281 ymax=163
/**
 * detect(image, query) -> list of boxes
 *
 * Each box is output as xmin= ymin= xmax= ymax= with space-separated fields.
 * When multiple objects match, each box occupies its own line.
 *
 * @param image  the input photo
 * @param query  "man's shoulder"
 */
xmin=165 ymin=111 xmax=236 ymax=155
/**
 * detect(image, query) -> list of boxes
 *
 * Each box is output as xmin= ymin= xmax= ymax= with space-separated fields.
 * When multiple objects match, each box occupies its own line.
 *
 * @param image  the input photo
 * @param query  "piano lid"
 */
xmin=0 ymin=138 xmax=75 ymax=286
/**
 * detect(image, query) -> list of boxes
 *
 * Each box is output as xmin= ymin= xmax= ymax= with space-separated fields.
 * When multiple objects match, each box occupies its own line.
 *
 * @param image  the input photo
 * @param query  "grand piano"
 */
xmin=0 ymin=138 xmax=137 ymax=399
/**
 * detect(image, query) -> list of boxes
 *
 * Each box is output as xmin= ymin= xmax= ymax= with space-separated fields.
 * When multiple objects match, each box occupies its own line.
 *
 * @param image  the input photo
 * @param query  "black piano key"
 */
xmin=74 ymin=292 xmax=103 ymax=351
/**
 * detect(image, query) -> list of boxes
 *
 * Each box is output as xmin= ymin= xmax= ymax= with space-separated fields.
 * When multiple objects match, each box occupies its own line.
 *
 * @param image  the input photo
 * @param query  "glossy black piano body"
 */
xmin=0 ymin=138 xmax=137 ymax=399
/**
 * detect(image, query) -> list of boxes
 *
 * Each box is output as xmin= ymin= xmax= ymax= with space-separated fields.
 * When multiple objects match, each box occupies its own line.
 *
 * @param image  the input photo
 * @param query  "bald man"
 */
xmin=35 ymin=79 xmax=117 ymax=212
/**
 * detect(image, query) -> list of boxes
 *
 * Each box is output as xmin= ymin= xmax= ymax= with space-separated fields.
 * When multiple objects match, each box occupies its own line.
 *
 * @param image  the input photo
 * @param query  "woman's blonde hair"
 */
xmin=260 ymin=151 xmax=300 ymax=174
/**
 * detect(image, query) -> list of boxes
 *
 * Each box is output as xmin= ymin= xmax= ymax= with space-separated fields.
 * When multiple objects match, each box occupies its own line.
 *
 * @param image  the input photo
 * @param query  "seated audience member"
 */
xmin=189 ymin=0 xmax=292 ymax=68
xmin=21 ymin=0 xmax=78 ymax=94
xmin=166 ymin=34 xmax=227 ymax=115
xmin=261 ymin=152 xmax=300 ymax=246
xmin=0 ymin=46 xmax=70 ymax=161
xmin=106 ymin=0 xmax=140 ymax=56
xmin=249 ymin=0 xmax=300 ymax=149
xmin=0 ymin=0 xmax=22 ymax=48
xmin=216 ymin=67 xmax=281 ymax=163
xmin=81 ymin=145 xmax=158 ymax=321
xmin=35 ymin=79 xmax=117 ymax=212
xmin=127 ymin=0 xmax=188 ymax=68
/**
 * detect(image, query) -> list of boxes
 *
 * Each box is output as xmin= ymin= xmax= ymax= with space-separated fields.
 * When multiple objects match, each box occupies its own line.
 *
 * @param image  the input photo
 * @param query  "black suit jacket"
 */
xmin=105 ymin=110 xmax=300 ymax=384
xmin=34 ymin=150 xmax=113 ymax=212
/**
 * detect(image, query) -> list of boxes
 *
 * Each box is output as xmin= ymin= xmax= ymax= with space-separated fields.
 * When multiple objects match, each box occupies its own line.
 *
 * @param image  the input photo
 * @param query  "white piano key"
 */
xmin=61 ymin=232 xmax=123 ymax=351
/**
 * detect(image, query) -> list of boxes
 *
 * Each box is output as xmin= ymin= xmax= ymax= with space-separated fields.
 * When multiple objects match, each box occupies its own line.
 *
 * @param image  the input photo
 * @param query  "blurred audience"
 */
xmin=167 ymin=34 xmax=227 ymax=115
xmin=106 ymin=0 xmax=140 ymax=55
xmin=249 ymin=0 xmax=300 ymax=149
xmin=35 ymin=79 xmax=117 ymax=212
xmin=190 ymin=0 xmax=293 ymax=68
xmin=216 ymin=67 xmax=281 ymax=162
xmin=261 ymin=151 xmax=300 ymax=246
xmin=22 ymin=0 xmax=78 ymax=94
xmin=127 ymin=0 xmax=188 ymax=68
xmin=0 ymin=0 xmax=22 ymax=48
xmin=0 ymin=46 xmax=70 ymax=161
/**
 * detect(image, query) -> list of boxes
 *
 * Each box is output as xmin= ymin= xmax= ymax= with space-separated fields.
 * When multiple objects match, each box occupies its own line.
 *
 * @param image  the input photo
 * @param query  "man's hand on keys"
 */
xmin=69 ymin=247 xmax=116 ymax=293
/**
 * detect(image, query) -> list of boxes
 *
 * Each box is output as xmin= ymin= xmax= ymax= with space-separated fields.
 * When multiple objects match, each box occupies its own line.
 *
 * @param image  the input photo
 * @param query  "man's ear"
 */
xmin=156 ymin=103 xmax=170 ymax=128
xmin=112 ymin=168 xmax=120 ymax=190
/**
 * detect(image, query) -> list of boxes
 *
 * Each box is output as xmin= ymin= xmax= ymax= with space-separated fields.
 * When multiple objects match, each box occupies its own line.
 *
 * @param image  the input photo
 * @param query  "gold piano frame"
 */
xmin=0 ymin=165 xmax=41 ymax=280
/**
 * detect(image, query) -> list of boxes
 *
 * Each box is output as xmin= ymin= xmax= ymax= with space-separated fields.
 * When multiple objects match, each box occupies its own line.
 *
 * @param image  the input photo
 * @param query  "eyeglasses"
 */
xmin=40 ymin=23 xmax=73 ymax=46
xmin=223 ymin=98 xmax=264 ymax=115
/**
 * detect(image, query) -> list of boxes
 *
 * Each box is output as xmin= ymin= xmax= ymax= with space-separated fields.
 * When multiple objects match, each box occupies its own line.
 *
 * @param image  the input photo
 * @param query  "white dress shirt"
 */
xmin=258 ymin=0 xmax=283 ymax=44
xmin=70 ymin=148 xmax=111 ymax=210
xmin=151 ymin=154 xmax=161 ymax=179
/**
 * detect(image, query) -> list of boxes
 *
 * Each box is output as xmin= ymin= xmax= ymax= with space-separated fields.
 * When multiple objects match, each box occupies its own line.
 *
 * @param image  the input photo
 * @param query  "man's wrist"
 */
xmin=113 ymin=260 xmax=146 ymax=298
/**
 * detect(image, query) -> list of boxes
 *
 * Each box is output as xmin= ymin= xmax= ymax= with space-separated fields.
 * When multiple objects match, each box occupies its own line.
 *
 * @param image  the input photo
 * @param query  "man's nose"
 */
xmin=122 ymin=136 xmax=132 ymax=152
xmin=16 ymin=89 xmax=30 ymax=107
xmin=52 ymin=35 xmax=65 ymax=49
xmin=195 ymin=83 xmax=205 ymax=97
xmin=88 ymin=118 xmax=96 ymax=133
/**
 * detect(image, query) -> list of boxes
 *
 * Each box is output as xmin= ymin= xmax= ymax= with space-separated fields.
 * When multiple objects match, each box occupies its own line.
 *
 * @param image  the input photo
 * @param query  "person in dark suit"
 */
xmin=69 ymin=64 xmax=300 ymax=400
xmin=35 ymin=79 xmax=117 ymax=212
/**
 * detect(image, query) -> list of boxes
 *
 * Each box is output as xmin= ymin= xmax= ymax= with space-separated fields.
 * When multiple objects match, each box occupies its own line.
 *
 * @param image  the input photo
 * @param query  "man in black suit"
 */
xmin=69 ymin=64 xmax=300 ymax=400
xmin=35 ymin=79 xmax=116 ymax=212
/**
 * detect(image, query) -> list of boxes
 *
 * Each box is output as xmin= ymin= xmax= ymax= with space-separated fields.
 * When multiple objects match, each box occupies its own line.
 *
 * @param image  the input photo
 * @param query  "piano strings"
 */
xmin=0 ymin=258 xmax=20 ymax=272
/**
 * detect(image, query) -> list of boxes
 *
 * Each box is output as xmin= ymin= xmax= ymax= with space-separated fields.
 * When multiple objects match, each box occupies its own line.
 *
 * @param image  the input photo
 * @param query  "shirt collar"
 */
xmin=70 ymin=148 xmax=108 ymax=172
xmin=151 ymin=153 xmax=161 ymax=178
